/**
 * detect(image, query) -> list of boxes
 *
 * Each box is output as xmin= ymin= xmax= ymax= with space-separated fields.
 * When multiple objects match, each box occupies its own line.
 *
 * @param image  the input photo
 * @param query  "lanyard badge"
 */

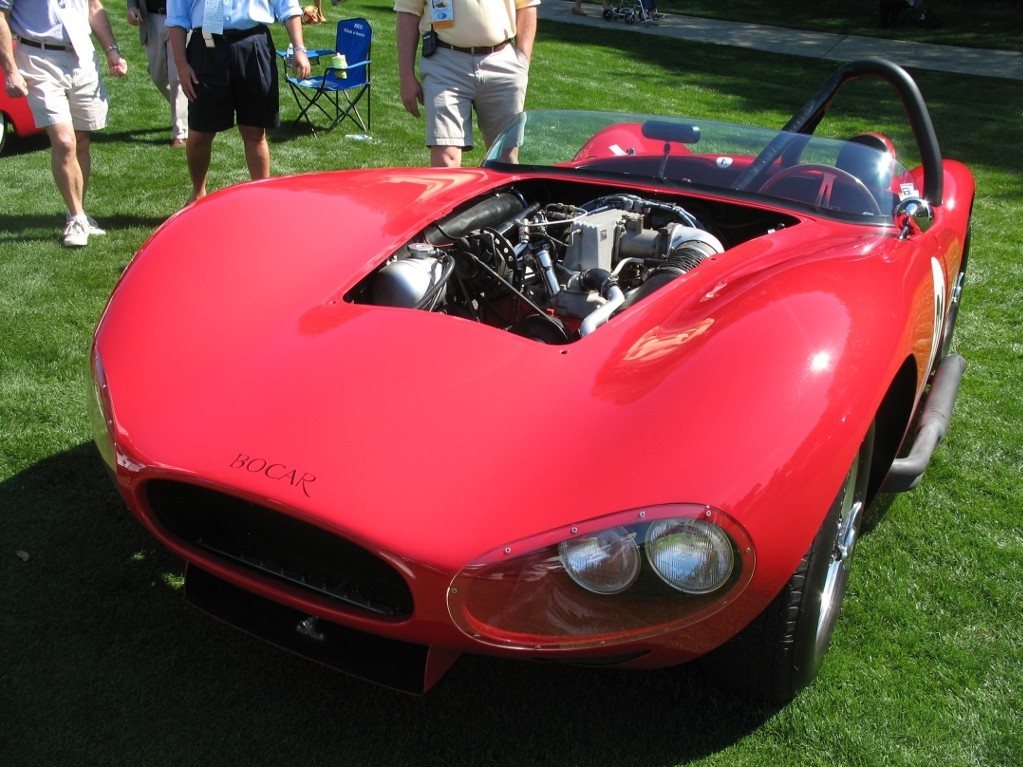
xmin=429 ymin=0 xmax=454 ymax=29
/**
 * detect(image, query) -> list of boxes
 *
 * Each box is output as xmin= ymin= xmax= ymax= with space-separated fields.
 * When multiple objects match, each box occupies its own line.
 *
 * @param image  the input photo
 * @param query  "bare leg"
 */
xmin=76 ymin=130 xmax=91 ymax=210
xmin=239 ymin=125 xmax=270 ymax=180
xmin=47 ymin=123 xmax=85 ymax=217
xmin=186 ymin=130 xmax=215 ymax=202
xmin=429 ymin=145 xmax=462 ymax=168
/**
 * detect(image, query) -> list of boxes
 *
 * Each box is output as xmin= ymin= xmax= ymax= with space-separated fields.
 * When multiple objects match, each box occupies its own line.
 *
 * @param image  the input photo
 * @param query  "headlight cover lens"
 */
xmin=448 ymin=504 xmax=755 ymax=651
xmin=558 ymin=527 xmax=640 ymax=595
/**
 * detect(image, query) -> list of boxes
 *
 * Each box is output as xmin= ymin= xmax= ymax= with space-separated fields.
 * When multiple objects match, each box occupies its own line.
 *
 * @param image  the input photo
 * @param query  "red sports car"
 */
xmin=0 ymin=41 xmax=43 ymax=154
xmin=90 ymin=58 xmax=973 ymax=702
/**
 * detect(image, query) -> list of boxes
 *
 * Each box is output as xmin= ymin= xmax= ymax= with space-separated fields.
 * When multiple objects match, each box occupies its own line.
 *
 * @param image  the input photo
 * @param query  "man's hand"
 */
xmin=400 ymin=75 xmax=423 ymax=118
xmin=177 ymin=61 xmax=199 ymax=100
xmin=4 ymin=67 xmax=28 ymax=99
xmin=126 ymin=8 xmax=141 ymax=26
xmin=292 ymin=50 xmax=310 ymax=79
xmin=282 ymin=16 xmax=311 ymax=79
xmin=106 ymin=49 xmax=128 ymax=76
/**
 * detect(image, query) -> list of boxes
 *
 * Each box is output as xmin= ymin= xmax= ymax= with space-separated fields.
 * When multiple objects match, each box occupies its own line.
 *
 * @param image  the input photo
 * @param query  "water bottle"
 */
xmin=331 ymin=53 xmax=347 ymax=78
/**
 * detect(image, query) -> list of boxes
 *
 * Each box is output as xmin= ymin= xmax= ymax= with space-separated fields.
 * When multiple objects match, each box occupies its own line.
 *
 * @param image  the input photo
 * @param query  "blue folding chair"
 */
xmin=280 ymin=17 xmax=372 ymax=134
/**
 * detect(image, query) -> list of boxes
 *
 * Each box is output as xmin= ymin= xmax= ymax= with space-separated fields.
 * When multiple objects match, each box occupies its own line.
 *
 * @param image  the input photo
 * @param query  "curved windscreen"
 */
xmin=484 ymin=111 xmax=916 ymax=220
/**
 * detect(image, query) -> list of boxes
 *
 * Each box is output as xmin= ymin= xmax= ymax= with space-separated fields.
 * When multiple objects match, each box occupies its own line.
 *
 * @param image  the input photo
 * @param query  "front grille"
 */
xmin=145 ymin=480 xmax=413 ymax=619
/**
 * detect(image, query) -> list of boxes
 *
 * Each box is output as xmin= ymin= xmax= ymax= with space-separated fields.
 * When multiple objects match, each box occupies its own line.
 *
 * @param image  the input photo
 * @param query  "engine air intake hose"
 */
xmin=425 ymin=192 xmax=527 ymax=245
xmin=579 ymin=268 xmax=616 ymax=298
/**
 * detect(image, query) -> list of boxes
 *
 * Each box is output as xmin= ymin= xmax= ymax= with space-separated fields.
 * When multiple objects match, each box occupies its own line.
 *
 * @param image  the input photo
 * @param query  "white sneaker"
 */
xmin=62 ymin=217 xmax=89 ymax=247
xmin=86 ymin=215 xmax=107 ymax=236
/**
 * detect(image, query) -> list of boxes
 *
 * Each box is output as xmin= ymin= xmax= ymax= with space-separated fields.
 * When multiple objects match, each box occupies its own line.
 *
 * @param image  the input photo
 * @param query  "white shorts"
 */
xmin=15 ymin=47 xmax=109 ymax=131
xmin=420 ymin=43 xmax=529 ymax=151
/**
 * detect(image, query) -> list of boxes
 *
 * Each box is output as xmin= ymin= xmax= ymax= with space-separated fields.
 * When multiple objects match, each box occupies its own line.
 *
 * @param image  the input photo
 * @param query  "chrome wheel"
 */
xmin=814 ymin=450 xmax=869 ymax=661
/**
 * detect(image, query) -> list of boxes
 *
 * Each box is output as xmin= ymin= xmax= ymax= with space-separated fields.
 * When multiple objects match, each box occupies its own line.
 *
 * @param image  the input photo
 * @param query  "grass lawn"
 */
xmin=1 ymin=3 xmax=1020 ymax=765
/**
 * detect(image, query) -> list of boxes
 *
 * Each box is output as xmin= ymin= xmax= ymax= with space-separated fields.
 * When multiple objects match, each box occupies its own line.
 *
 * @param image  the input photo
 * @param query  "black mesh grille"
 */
xmin=145 ymin=480 xmax=413 ymax=619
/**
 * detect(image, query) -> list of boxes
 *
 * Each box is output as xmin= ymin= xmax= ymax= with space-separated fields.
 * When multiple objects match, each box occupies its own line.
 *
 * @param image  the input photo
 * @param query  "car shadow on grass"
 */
xmin=1 ymin=131 xmax=49 ymax=156
xmin=0 ymin=444 xmax=778 ymax=765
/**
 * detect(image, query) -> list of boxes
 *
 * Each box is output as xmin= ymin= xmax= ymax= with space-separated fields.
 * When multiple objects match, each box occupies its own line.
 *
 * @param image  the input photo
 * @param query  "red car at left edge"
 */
xmin=1 ymin=40 xmax=43 ymax=154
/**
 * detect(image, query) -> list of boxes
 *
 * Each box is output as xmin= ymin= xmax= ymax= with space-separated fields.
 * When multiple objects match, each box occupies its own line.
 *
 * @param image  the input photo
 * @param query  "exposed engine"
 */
xmin=350 ymin=188 xmax=726 ymax=343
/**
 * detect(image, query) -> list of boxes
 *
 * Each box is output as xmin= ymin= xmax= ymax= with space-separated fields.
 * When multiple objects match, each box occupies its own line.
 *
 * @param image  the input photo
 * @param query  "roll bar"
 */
xmin=782 ymin=58 xmax=943 ymax=206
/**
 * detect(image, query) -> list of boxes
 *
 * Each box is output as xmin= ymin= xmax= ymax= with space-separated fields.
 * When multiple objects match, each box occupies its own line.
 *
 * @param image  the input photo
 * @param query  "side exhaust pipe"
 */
xmin=882 ymin=353 xmax=966 ymax=493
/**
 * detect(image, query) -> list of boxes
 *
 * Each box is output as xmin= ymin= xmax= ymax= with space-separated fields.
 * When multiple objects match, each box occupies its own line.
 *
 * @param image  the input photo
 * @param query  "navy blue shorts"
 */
xmin=186 ymin=26 xmax=280 ymax=132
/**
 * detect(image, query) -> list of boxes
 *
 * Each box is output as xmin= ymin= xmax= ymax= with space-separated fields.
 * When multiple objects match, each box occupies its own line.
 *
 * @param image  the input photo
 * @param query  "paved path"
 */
xmin=539 ymin=2 xmax=1023 ymax=81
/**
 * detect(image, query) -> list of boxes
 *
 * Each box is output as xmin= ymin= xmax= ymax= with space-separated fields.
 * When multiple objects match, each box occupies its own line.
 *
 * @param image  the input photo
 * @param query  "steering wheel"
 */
xmin=731 ymin=133 xmax=796 ymax=192
xmin=758 ymin=163 xmax=882 ymax=215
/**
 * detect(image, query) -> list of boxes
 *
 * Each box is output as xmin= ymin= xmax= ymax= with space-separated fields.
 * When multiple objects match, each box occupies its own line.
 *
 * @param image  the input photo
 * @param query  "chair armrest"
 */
xmin=277 ymin=48 xmax=335 ymax=64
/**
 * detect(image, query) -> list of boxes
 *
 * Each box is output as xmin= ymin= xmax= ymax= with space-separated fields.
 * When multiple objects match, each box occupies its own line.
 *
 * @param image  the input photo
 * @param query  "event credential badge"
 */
xmin=429 ymin=0 xmax=454 ymax=29
xmin=202 ymin=0 xmax=224 ymax=34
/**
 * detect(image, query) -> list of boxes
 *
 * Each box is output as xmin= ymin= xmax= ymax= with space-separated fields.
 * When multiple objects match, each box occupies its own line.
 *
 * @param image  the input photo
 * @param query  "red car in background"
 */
xmin=90 ymin=58 xmax=973 ymax=703
xmin=0 ymin=40 xmax=43 ymax=154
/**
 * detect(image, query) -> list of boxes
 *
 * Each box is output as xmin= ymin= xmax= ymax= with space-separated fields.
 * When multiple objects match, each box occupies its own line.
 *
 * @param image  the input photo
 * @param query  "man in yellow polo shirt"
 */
xmin=395 ymin=0 xmax=538 ymax=167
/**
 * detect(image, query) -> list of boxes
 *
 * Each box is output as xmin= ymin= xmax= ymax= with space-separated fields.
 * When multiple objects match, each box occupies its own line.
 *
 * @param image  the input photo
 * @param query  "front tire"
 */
xmin=700 ymin=426 xmax=874 ymax=702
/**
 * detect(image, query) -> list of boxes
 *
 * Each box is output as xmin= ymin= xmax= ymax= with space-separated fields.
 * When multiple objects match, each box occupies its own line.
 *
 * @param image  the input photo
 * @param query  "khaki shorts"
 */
xmin=16 ymin=47 xmax=108 ymax=131
xmin=420 ymin=43 xmax=529 ymax=151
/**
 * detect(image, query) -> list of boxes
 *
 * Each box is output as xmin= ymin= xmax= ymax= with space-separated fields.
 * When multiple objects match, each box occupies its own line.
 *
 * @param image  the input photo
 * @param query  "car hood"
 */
xmin=96 ymin=169 xmax=901 ymax=570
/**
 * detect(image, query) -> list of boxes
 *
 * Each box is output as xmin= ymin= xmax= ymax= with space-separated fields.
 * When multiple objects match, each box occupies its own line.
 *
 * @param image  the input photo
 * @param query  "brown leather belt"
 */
xmin=436 ymin=39 xmax=512 ymax=56
xmin=18 ymin=38 xmax=74 ymax=52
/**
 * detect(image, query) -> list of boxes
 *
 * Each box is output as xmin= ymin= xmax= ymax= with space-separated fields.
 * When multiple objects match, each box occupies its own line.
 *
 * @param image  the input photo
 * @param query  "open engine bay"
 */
xmin=347 ymin=179 xmax=798 ymax=343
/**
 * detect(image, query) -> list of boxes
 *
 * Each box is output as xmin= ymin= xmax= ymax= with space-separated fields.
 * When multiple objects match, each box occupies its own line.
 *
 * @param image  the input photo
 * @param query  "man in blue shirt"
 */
xmin=166 ymin=0 xmax=311 ymax=203
xmin=0 ymin=0 xmax=128 ymax=247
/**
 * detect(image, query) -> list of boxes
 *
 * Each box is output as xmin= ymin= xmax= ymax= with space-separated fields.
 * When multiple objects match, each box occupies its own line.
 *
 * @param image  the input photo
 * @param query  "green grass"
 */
xmin=2 ymin=3 xmax=1021 ymax=765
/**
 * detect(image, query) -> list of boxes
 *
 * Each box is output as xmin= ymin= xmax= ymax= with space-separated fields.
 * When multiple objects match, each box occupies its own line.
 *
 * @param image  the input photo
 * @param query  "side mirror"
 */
xmin=896 ymin=196 xmax=934 ymax=239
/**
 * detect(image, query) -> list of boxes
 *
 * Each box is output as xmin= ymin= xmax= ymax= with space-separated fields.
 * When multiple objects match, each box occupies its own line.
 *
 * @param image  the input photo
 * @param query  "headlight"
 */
xmin=558 ymin=527 xmax=640 ymax=595
xmin=448 ymin=504 xmax=755 ymax=651
xmin=645 ymin=519 xmax=734 ymax=594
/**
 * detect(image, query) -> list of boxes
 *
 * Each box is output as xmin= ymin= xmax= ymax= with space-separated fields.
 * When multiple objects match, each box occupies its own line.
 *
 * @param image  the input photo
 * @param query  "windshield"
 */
xmin=484 ymin=110 xmax=916 ymax=220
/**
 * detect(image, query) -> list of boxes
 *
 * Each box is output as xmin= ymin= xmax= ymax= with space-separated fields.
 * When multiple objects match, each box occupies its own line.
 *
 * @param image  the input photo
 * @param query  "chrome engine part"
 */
xmin=356 ymin=189 xmax=726 ymax=343
xmin=372 ymin=243 xmax=450 ymax=309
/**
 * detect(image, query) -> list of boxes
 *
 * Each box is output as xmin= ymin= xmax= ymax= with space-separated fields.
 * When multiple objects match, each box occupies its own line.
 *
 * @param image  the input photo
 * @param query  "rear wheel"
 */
xmin=700 ymin=426 xmax=874 ymax=702
xmin=937 ymin=218 xmax=971 ymax=363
